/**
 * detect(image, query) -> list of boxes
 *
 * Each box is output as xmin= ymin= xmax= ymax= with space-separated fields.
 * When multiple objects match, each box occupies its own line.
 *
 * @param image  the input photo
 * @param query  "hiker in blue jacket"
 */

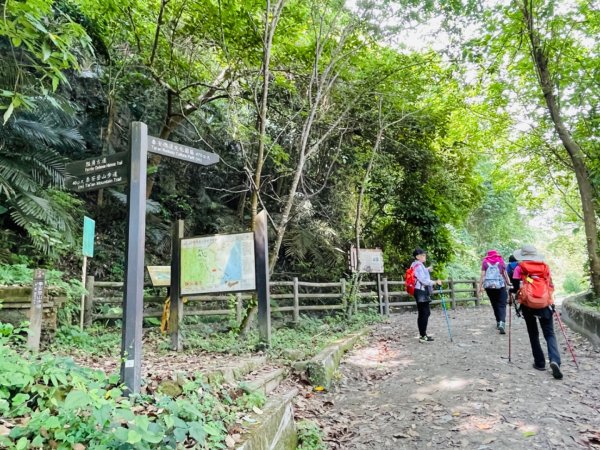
xmin=411 ymin=248 xmax=442 ymax=343
xmin=477 ymin=250 xmax=512 ymax=334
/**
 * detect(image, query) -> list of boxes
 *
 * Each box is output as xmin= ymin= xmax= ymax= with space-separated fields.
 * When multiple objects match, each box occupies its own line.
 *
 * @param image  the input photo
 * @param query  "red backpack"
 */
xmin=517 ymin=261 xmax=554 ymax=309
xmin=405 ymin=264 xmax=419 ymax=296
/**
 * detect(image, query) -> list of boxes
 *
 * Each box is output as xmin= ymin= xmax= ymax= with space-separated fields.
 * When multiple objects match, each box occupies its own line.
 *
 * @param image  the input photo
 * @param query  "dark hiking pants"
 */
xmin=485 ymin=287 xmax=507 ymax=323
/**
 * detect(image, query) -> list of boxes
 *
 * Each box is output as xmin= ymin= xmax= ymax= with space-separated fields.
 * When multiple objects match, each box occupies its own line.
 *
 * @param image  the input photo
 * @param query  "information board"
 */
xmin=350 ymin=247 xmax=384 ymax=273
xmin=147 ymin=266 xmax=171 ymax=287
xmin=180 ymin=232 xmax=256 ymax=295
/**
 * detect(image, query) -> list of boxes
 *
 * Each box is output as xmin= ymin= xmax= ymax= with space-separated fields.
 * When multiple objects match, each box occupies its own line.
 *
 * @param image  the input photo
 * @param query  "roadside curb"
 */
xmin=201 ymin=356 xmax=268 ymax=384
xmin=235 ymin=388 xmax=299 ymax=450
xmin=301 ymin=328 xmax=370 ymax=389
xmin=561 ymin=292 xmax=600 ymax=349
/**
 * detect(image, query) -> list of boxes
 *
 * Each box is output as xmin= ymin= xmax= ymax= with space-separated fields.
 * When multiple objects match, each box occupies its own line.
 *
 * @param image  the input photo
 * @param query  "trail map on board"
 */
xmin=180 ymin=232 xmax=256 ymax=295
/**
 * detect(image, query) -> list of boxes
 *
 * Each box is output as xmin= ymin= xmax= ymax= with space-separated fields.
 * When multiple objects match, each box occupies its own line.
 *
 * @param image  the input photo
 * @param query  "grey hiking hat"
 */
xmin=513 ymin=244 xmax=545 ymax=262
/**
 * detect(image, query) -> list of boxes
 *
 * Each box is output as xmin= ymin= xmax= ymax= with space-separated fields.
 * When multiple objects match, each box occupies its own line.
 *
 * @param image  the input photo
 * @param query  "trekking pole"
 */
xmin=508 ymin=292 xmax=513 ymax=363
xmin=438 ymin=286 xmax=453 ymax=342
xmin=552 ymin=305 xmax=579 ymax=369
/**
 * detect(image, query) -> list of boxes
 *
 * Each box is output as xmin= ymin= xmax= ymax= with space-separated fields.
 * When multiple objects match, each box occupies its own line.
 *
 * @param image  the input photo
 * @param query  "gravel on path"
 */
xmin=294 ymin=306 xmax=600 ymax=449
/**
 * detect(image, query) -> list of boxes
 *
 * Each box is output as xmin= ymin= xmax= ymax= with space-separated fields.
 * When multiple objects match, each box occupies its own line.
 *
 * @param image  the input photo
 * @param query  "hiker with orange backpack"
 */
xmin=409 ymin=248 xmax=442 ymax=343
xmin=513 ymin=245 xmax=563 ymax=379
xmin=478 ymin=250 xmax=512 ymax=334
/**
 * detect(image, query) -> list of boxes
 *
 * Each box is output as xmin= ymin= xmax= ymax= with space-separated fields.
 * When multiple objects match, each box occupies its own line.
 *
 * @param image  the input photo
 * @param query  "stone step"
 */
xmin=201 ymin=355 xmax=268 ymax=384
xmin=235 ymin=388 xmax=298 ymax=450
xmin=242 ymin=367 xmax=287 ymax=397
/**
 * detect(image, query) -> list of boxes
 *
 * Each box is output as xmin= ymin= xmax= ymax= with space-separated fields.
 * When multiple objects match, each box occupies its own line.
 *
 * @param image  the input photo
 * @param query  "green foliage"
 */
xmin=0 ymin=323 xmax=261 ymax=449
xmin=0 ymin=0 xmax=93 ymax=121
xmin=52 ymin=325 xmax=120 ymax=354
xmin=297 ymin=420 xmax=327 ymax=450
xmin=234 ymin=389 xmax=265 ymax=410
xmin=0 ymin=100 xmax=86 ymax=258
xmin=268 ymin=311 xmax=381 ymax=360
xmin=562 ymin=273 xmax=588 ymax=295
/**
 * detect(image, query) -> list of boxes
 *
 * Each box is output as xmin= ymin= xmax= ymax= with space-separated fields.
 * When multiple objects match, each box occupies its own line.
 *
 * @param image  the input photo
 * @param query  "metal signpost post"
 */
xmin=254 ymin=210 xmax=271 ymax=346
xmin=169 ymin=220 xmax=184 ymax=351
xmin=120 ymin=122 xmax=148 ymax=395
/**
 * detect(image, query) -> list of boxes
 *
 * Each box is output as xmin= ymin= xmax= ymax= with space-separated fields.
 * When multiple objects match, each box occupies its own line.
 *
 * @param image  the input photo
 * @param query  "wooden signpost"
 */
xmin=65 ymin=122 xmax=219 ymax=395
xmin=27 ymin=269 xmax=45 ymax=352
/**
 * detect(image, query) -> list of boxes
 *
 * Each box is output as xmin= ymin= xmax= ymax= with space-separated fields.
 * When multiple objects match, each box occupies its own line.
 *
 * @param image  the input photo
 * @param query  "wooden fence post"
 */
xmin=383 ymin=277 xmax=389 ymax=316
xmin=449 ymin=277 xmax=456 ymax=310
xmin=236 ymin=293 xmax=242 ymax=324
xmin=84 ymin=275 xmax=95 ymax=327
xmin=27 ymin=269 xmax=45 ymax=352
xmin=340 ymin=278 xmax=347 ymax=312
xmin=292 ymin=277 xmax=299 ymax=323
xmin=474 ymin=278 xmax=480 ymax=306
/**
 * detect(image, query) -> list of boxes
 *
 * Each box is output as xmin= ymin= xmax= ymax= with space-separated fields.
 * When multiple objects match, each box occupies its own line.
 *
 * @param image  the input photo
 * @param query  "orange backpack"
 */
xmin=405 ymin=264 xmax=419 ymax=296
xmin=517 ymin=261 xmax=554 ymax=309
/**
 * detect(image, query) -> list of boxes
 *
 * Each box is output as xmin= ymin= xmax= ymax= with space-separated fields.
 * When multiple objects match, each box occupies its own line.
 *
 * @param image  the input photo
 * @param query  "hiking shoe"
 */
xmin=496 ymin=322 xmax=500 ymax=330
xmin=419 ymin=335 xmax=434 ymax=343
xmin=498 ymin=322 xmax=506 ymax=334
xmin=532 ymin=363 xmax=546 ymax=371
xmin=550 ymin=362 xmax=563 ymax=380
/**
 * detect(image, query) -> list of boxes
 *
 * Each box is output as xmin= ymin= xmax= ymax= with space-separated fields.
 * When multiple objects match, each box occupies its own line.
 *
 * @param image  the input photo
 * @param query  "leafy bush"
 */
xmin=0 ymin=324 xmax=260 ymax=449
xmin=297 ymin=420 xmax=327 ymax=450
xmin=562 ymin=272 xmax=588 ymax=294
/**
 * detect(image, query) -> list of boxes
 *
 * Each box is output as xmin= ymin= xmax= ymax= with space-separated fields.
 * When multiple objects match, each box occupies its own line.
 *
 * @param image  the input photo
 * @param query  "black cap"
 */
xmin=413 ymin=248 xmax=426 ymax=258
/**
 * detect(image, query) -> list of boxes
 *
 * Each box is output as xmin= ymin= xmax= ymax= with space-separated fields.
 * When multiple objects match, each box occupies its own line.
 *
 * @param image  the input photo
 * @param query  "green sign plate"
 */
xmin=82 ymin=216 xmax=95 ymax=257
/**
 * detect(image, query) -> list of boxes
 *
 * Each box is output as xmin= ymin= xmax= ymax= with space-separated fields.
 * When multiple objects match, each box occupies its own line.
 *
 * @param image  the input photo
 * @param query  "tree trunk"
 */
xmin=238 ymin=0 xmax=286 ymax=336
xmin=522 ymin=1 xmax=600 ymax=294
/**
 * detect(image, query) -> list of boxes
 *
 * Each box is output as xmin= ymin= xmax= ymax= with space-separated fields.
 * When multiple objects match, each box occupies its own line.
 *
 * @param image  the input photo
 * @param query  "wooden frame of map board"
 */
xmin=179 ymin=232 xmax=256 ymax=295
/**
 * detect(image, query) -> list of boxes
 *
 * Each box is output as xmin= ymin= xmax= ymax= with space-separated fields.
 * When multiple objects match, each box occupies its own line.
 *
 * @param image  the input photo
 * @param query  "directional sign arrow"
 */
xmin=66 ymin=165 xmax=128 ymax=192
xmin=148 ymin=136 xmax=219 ymax=166
xmin=66 ymin=151 xmax=129 ymax=177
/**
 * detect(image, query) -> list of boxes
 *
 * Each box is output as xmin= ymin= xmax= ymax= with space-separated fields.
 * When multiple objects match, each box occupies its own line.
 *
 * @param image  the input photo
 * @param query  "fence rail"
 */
xmin=83 ymin=276 xmax=480 ymax=327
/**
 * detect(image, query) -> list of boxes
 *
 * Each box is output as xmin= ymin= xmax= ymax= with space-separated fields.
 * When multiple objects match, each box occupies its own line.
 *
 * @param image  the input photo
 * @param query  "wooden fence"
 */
xmin=82 ymin=276 xmax=480 ymax=327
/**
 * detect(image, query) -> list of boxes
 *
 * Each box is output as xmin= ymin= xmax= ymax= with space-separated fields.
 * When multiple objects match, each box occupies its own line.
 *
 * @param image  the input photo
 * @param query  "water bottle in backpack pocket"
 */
xmin=483 ymin=262 xmax=505 ymax=289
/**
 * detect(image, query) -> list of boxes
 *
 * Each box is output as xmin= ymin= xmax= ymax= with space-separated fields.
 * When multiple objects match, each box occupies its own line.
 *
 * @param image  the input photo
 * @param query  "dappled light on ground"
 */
xmin=344 ymin=339 xmax=414 ymax=368
xmin=295 ymin=308 xmax=600 ymax=449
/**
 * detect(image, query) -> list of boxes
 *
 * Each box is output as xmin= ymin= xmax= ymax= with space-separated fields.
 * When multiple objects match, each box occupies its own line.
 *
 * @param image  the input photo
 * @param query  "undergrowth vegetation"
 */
xmin=0 ymin=326 xmax=266 ymax=449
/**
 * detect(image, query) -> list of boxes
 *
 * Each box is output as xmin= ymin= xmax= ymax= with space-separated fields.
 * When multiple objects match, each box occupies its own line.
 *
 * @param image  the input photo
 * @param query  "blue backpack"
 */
xmin=483 ymin=262 xmax=505 ymax=289
xmin=507 ymin=261 xmax=518 ymax=280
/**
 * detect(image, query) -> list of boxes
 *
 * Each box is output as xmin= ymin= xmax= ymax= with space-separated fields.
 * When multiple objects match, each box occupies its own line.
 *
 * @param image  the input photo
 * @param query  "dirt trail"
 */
xmin=295 ymin=306 xmax=600 ymax=449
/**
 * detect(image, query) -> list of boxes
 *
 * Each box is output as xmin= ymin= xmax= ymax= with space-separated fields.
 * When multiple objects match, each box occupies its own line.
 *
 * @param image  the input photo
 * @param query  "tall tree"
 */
xmin=518 ymin=0 xmax=600 ymax=293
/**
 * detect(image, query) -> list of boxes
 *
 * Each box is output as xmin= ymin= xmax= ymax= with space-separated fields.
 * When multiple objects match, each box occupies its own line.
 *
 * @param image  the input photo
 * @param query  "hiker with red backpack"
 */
xmin=478 ymin=250 xmax=512 ymax=334
xmin=513 ymin=245 xmax=563 ymax=379
xmin=408 ymin=248 xmax=442 ymax=343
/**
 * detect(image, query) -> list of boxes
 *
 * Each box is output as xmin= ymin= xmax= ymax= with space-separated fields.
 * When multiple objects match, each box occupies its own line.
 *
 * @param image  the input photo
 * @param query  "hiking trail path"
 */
xmin=294 ymin=305 xmax=600 ymax=449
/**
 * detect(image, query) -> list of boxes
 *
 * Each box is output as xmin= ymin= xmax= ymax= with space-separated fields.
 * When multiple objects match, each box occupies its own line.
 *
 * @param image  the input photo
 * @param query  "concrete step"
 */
xmin=242 ymin=367 xmax=288 ymax=397
xmin=235 ymin=388 xmax=298 ymax=450
xmin=201 ymin=355 xmax=268 ymax=384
